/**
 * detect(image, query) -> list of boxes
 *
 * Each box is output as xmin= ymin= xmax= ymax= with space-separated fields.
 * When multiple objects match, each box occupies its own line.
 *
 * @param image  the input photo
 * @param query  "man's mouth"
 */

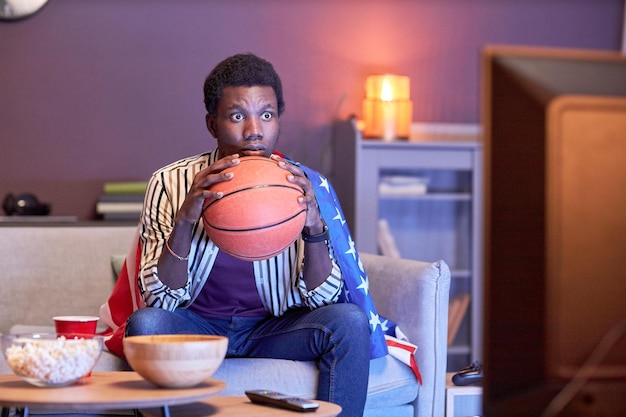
xmin=241 ymin=147 xmax=266 ymax=156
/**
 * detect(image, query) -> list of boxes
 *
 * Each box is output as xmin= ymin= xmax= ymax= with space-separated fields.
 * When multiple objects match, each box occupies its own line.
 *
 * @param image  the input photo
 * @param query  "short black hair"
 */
xmin=203 ymin=53 xmax=285 ymax=117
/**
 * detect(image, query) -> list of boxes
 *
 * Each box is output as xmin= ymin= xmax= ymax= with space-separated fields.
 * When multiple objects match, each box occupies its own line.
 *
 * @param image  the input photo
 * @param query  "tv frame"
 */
xmin=481 ymin=45 xmax=626 ymax=417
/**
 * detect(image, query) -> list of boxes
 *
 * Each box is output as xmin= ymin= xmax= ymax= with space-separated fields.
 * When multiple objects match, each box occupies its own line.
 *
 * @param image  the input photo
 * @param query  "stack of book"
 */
xmin=378 ymin=175 xmax=429 ymax=197
xmin=96 ymin=181 xmax=147 ymax=222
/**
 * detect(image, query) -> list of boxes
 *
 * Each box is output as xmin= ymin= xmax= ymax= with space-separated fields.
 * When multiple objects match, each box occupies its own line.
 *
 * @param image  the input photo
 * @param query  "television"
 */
xmin=481 ymin=46 xmax=626 ymax=416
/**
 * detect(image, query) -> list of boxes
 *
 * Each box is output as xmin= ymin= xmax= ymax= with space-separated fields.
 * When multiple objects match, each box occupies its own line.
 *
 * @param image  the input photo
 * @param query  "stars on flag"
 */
xmin=344 ymin=235 xmax=357 ymax=260
xmin=356 ymin=274 xmax=369 ymax=296
xmin=318 ymin=176 xmax=330 ymax=193
xmin=333 ymin=207 xmax=346 ymax=226
xmin=357 ymin=257 xmax=365 ymax=274
xmin=380 ymin=318 xmax=390 ymax=333
xmin=369 ymin=311 xmax=383 ymax=332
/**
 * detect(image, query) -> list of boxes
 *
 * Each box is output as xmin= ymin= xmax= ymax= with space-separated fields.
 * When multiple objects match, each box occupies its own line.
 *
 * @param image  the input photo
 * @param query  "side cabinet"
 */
xmin=330 ymin=118 xmax=483 ymax=371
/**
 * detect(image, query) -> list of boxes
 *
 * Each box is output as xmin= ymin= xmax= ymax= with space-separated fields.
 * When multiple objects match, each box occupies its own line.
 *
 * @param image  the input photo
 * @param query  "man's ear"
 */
xmin=206 ymin=113 xmax=218 ymax=138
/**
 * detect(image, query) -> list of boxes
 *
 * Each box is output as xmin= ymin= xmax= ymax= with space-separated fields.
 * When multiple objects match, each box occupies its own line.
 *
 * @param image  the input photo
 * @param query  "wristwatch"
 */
xmin=302 ymin=220 xmax=330 ymax=243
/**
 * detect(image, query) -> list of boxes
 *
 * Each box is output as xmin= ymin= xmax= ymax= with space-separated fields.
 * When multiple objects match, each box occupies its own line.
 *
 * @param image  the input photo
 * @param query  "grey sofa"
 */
xmin=0 ymin=224 xmax=450 ymax=417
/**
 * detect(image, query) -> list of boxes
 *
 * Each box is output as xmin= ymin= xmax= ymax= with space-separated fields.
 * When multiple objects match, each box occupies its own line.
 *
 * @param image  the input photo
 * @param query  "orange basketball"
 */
xmin=202 ymin=156 xmax=307 ymax=261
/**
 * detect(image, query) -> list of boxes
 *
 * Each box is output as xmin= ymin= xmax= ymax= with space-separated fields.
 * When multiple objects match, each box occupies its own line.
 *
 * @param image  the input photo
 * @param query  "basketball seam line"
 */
xmin=205 ymin=208 xmax=307 ymax=232
xmin=202 ymin=183 xmax=303 ymax=214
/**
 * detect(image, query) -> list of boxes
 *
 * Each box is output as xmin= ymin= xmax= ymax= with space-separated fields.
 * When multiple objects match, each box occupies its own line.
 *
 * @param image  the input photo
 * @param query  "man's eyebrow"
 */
xmin=225 ymin=103 xmax=276 ymax=111
xmin=259 ymin=103 xmax=277 ymax=112
xmin=225 ymin=103 xmax=245 ymax=112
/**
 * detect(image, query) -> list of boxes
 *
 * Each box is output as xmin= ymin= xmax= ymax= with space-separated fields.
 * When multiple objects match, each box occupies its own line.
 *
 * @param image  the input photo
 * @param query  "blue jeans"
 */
xmin=126 ymin=303 xmax=370 ymax=417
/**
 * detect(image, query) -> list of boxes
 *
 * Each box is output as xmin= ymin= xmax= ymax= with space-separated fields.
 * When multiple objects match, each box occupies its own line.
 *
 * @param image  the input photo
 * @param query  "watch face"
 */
xmin=0 ymin=0 xmax=48 ymax=21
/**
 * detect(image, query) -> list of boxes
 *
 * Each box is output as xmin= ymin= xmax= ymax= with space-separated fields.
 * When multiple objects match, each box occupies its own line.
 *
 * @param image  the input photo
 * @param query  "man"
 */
xmin=125 ymin=53 xmax=370 ymax=416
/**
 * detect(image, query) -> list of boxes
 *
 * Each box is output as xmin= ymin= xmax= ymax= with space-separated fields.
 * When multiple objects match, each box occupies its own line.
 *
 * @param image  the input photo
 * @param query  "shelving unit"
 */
xmin=330 ymin=118 xmax=483 ymax=371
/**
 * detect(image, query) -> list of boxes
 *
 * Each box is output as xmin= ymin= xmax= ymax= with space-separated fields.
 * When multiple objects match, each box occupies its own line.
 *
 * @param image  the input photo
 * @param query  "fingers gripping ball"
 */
xmin=202 ymin=156 xmax=307 ymax=261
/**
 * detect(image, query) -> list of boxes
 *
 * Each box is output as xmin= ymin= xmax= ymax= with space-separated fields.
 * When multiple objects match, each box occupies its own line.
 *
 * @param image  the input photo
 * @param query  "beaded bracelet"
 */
xmin=165 ymin=239 xmax=189 ymax=261
xmin=302 ymin=221 xmax=330 ymax=243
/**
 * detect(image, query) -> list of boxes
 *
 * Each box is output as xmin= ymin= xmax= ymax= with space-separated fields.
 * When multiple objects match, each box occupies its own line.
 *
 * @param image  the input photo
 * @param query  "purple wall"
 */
xmin=1 ymin=0 xmax=623 ymax=220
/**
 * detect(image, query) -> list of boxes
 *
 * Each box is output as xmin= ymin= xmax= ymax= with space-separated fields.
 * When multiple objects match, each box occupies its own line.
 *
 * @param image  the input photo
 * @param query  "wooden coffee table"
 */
xmin=0 ymin=371 xmax=225 ymax=417
xmin=140 ymin=395 xmax=342 ymax=416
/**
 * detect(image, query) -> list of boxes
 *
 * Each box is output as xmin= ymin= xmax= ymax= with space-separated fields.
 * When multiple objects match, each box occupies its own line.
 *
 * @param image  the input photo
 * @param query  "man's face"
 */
xmin=207 ymin=85 xmax=280 ymax=159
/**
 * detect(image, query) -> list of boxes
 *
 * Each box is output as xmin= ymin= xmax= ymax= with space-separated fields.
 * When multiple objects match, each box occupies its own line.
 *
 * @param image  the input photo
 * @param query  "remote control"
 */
xmin=245 ymin=389 xmax=320 ymax=412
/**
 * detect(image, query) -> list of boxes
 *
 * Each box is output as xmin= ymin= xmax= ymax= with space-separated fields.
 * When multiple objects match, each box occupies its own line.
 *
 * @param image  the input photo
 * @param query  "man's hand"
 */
xmin=271 ymin=154 xmax=324 ymax=235
xmin=176 ymin=154 xmax=241 ymax=225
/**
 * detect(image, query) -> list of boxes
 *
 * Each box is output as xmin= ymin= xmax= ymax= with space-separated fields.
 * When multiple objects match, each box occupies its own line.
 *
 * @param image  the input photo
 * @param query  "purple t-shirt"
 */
xmin=188 ymin=250 xmax=267 ymax=318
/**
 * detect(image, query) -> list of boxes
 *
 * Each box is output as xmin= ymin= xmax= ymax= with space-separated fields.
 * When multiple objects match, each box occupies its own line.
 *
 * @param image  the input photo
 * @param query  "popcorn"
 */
xmin=5 ymin=336 xmax=101 ymax=385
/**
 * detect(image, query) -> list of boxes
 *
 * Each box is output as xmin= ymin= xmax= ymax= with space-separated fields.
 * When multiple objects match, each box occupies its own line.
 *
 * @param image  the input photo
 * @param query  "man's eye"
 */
xmin=261 ymin=112 xmax=273 ymax=121
xmin=231 ymin=113 xmax=244 ymax=122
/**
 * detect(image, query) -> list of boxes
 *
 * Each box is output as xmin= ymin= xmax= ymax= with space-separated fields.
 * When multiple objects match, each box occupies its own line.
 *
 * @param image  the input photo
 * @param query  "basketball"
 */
xmin=202 ymin=156 xmax=307 ymax=261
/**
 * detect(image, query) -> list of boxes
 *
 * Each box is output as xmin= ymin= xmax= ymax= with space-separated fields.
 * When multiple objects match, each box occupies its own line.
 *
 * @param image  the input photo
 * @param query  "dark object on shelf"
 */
xmin=2 ymin=193 xmax=51 ymax=216
xmin=452 ymin=361 xmax=483 ymax=386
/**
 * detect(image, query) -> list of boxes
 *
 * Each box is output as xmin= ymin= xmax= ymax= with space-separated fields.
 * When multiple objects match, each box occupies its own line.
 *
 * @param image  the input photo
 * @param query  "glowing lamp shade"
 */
xmin=362 ymin=74 xmax=412 ymax=140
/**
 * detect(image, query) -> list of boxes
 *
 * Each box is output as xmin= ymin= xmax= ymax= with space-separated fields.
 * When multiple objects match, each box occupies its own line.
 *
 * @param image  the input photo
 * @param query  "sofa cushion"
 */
xmin=366 ymin=355 xmax=419 ymax=408
xmin=111 ymin=255 xmax=126 ymax=280
xmin=212 ymin=354 xmax=418 ymax=407
xmin=0 ymin=226 xmax=137 ymax=336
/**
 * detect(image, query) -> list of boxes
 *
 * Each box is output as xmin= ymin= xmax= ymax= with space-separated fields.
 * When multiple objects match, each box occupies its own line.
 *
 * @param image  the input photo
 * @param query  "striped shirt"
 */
xmin=137 ymin=150 xmax=343 ymax=316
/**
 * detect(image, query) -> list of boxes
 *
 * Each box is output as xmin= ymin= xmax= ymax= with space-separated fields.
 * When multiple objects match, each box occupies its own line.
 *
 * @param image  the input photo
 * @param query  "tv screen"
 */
xmin=482 ymin=46 xmax=626 ymax=417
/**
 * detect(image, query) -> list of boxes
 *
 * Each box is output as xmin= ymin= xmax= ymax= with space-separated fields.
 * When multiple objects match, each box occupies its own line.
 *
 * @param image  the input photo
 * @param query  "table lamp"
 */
xmin=362 ymin=74 xmax=412 ymax=141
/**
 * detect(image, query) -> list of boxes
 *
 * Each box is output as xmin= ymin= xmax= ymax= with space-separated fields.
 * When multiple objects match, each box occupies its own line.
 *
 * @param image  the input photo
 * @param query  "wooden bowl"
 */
xmin=123 ymin=335 xmax=228 ymax=388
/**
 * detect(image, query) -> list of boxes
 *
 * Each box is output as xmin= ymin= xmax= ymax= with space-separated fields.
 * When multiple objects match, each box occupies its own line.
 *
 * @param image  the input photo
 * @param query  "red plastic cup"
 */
xmin=53 ymin=316 xmax=99 ymax=339
xmin=53 ymin=316 xmax=100 ymax=378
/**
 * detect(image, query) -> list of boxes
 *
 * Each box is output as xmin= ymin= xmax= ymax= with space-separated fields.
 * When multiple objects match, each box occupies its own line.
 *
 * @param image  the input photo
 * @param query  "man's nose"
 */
xmin=244 ymin=117 xmax=263 ymax=140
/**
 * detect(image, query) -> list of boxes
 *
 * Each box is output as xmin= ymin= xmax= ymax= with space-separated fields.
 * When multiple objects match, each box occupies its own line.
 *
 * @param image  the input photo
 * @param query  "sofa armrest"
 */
xmin=361 ymin=253 xmax=451 ymax=417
